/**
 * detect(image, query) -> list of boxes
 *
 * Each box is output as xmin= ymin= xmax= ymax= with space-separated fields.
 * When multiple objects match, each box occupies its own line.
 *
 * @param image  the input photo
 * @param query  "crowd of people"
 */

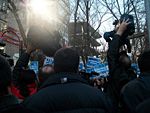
xmin=0 ymin=19 xmax=150 ymax=113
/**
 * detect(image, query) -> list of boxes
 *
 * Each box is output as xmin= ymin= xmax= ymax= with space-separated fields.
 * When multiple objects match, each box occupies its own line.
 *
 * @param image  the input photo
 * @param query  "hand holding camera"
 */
xmin=103 ymin=14 xmax=135 ymax=53
xmin=116 ymin=19 xmax=131 ymax=37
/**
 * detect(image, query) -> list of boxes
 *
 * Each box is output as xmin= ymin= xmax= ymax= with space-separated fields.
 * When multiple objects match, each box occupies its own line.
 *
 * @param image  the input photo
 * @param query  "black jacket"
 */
xmin=23 ymin=73 xmax=114 ymax=113
xmin=12 ymin=52 xmax=37 ymax=100
xmin=0 ymin=95 xmax=29 ymax=113
xmin=13 ymin=52 xmax=31 ymax=85
xmin=105 ymin=35 xmax=136 ymax=109
xmin=121 ymin=72 xmax=150 ymax=113
xmin=136 ymin=98 xmax=150 ymax=113
xmin=0 ymin=95 xmax=19 ymax=109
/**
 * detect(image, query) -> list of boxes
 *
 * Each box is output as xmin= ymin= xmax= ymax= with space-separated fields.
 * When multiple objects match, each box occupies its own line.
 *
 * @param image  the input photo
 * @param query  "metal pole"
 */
xmin=85 ymin=0 xmax=89 ymax=61
xmin=86 ymin=0 xmax=89 ymax=47
xmin=145 ymin=0 xmax=150 ymax=46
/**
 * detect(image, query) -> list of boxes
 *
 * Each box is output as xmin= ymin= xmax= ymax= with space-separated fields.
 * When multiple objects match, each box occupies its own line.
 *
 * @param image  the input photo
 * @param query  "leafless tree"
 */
xmin=69 ymin=0 xmax=110 ymax=63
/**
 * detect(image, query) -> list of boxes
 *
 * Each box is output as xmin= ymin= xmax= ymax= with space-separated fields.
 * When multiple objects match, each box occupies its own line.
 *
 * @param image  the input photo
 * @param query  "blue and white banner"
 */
xmin=43 ymin=56 xmax=54 ymax=66
xmin=86 ymin=57 xmax=109 ymax=78
xmin=29 ymin=61 xmax=39 ymax=74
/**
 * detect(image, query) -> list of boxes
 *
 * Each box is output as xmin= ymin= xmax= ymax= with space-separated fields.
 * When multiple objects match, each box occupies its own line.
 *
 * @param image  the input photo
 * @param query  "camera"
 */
xmin=104 ymin=14 xmax=135 ymax=42
xmin=103 ymin=14 xmax=135 ymax=53
xmin=120 ymin=14 xmax=135 ymax=36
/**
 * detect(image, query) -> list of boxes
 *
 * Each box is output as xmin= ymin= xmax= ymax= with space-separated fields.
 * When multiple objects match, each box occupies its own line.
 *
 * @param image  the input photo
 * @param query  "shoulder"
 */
xmin=136 ymin=98 xmax=150 ymax=113
xmin=121 ymin=78 xmax=142 ymax=96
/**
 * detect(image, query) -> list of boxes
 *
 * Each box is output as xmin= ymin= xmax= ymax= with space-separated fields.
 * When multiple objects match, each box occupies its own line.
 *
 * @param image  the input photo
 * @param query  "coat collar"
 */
xmin=40 ymin=72 xmax=88 ymax=89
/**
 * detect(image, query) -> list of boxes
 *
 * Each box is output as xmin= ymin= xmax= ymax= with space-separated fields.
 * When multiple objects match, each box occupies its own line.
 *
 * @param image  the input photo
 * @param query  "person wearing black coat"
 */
xmin=23 ymin=47 xmax=114 ymax=113
xmin=105 ymin=19 xmax=136 ymax=112
xmin=121 ymin=50 xmax=150 ymax=113
xmin=0 ymin=55 xmax=19 ymax=109
xmin=12 ymin=42 xmax=37 ymax=100
xmin=0 ymin=54 xmax=39 ymax=113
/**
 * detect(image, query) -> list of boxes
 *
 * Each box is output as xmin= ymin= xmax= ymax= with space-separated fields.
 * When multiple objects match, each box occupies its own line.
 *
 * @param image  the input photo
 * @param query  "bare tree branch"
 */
xmin=101 ymin=0 xmax=118 ymax=20
xmin=116 ymin=0 xmax=122 ymax=15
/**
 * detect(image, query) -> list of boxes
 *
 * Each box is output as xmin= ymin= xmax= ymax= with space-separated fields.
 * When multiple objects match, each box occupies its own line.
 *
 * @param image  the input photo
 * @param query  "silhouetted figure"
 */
xmin=23 ymin=47 xmax=114 ymax=113
xmin=105 ymin=19 xmax=136 ymax=112
xmin=121 ymin=49 xmax=150 ymax=113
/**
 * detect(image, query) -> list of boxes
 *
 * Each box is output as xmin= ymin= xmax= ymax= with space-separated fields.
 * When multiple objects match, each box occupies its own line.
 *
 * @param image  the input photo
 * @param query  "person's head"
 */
xmin=38 ymin=65 xmax=54 ymax=84
xmin=30 ymin=50 xmax=45 ymax=68
xmin=54 ymin=47 xmax=79 ymax=73
xmin=19 ymin=69 xmax=37 ymax=97
xmin=0 ymin=55 xmax=12 ymax=95
xmin=119 ymin=51 xmax=131 ymax=68
xmin=7 ymin=58 xmax=14 ymax=67
xmin=138 ymin=50 xmax=150 ymax=73
xmin=19 ymin=70 xmax=36 ymax=84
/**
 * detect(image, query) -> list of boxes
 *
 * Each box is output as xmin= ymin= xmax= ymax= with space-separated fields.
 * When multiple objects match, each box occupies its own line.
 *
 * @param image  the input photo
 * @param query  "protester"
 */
xmin=23 ymin=47 xmax=114 ymax=113
xmin=0 ymin=54 xmax=39 ymax=113
xmin=0 ymin=55 xmax=19 ymax=109
xmin=38 ymin=64 xmax=54 ymax=87
xmin=12 ymin=41 xmax=37 ymax=100
xmin=121 ymin=49 xmax=150 ymax=113
xmin=105 ymin=19 xmax=136 ymax=112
